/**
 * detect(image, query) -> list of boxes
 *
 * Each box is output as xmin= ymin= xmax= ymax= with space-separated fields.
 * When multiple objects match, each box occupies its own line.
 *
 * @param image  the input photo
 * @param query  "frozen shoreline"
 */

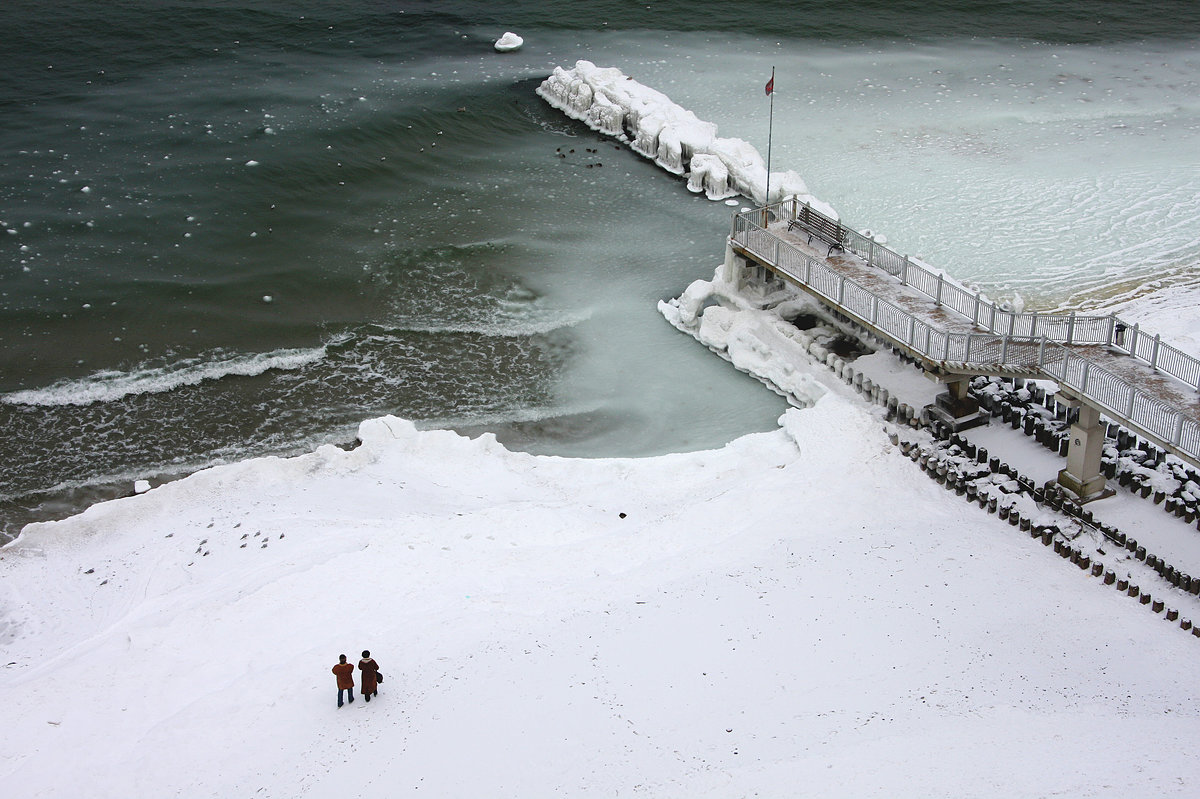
xmin=4 ymin=56 xmax=1200 ymax=798
xmin=3 ymin=366 xmax=1200 ymax=796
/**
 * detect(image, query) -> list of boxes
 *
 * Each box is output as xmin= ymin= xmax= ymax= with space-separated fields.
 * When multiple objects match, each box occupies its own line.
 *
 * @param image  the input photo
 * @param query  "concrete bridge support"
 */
xmin=1057 ymin=398 xmax=1114 ymax=503
xmin=722 ymin=243 xmax=752 ymax=290
xmin=925 ymin=376 xmax=985 ymax=432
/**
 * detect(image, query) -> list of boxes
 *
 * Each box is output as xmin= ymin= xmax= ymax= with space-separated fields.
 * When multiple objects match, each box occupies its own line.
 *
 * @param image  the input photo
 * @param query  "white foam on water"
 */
xmin=386 ymin=306 xmax=593 ymax=338
xmin=2 ymin=344 xmax=330 ymax=407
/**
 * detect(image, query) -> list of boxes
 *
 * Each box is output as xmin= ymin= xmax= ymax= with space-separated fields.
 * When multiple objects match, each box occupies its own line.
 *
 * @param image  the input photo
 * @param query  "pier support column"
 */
xmin=722 ymin=242 xmax=752 ymax=290
xmin=924 ymin=375 xmax=984 ymax=432
xmin=1057 ymin=399 xmax=1114 ymax=503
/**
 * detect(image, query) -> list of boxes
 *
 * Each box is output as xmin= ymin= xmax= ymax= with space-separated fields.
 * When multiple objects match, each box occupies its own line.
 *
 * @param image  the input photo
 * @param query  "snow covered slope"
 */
xmin=2 ymin=402 xmax=1197 ymax=797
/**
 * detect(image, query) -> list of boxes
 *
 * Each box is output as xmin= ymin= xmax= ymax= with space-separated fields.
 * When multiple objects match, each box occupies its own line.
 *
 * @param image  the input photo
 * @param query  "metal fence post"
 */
xmin=837 ymin=275 xmax=845 ymax=305
xmin=1126 ymin=385 xmax=1136 ymax=419
xmin=1129 ymin=322 xmax=1140 ymax=357
xmin=935 ymin=274 xmax=944 ymax=307
xmin=972 ymin=293 xmax=981 ymax=326
xmin=1081 ymin=361 xmax=1090 ymax=394
xmin=1174 ymin=413 xmax=1185 ymax=446
xmin=871 ymin=295 xmax=878 ymax=326
xmin=1151 ymin=334 xmax=1161 ymax=370
xmin=1038 ymin=336 xmax=1047 ymax=366
xmin=1001 ymin=334 xmax=1009 ymax=365
xmin=1066 ymin=311 xmax=1075 ymax=345
xmin=1030 ymin=312 xmax=1038 ymax=338
xmin=901 ymin=256 xmax=909 ymax=286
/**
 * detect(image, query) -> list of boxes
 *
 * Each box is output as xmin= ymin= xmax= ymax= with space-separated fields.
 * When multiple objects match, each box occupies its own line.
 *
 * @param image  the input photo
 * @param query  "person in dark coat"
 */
xmin=332 ymin=654 xmax=355 ymax=707
xmin=359 ymin=650 xmax=380 ymax=701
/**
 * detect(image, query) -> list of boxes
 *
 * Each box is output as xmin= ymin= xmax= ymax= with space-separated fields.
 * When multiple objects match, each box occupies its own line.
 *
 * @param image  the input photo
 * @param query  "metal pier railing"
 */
xmin=730 ymin=199 xmax=1200 ymax=465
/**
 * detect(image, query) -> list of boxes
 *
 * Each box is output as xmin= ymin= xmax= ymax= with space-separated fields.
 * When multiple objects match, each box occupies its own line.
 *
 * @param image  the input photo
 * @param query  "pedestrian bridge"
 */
xmin=726 ymin=199 xmax=1200 ymax=500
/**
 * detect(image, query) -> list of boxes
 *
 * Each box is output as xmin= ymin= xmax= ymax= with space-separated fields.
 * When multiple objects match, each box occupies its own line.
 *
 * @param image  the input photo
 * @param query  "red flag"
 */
xmin=765 ymin=75 xmax=774 ymax=96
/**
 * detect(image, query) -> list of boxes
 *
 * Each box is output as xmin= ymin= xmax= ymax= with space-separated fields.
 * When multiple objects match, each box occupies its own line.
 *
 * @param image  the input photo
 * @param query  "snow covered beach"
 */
xmin=4 ymin=398 xmax=1200 ymax=797
xmin=5 ymin=55 xmax=1200 ymax=799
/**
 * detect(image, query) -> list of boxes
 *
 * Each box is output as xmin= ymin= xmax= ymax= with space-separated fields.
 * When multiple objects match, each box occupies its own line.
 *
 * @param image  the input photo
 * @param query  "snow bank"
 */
xmin=538 ymin=60 xmax=818 ymax=208
xmin=3 ymin=403 xmax=1200 ymax=797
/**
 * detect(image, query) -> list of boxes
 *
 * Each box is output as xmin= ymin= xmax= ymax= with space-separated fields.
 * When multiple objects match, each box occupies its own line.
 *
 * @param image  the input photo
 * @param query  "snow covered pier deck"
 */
xmin=727 ymin=199 xmax=1200 ymax=499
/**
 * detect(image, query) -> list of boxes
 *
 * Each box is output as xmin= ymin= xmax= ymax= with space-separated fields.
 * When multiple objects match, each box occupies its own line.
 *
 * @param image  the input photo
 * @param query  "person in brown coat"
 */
xmin=332 ymin=654 xmax=355 ymax=707
xmin=358 ymin=650 xmax=380 ymax=702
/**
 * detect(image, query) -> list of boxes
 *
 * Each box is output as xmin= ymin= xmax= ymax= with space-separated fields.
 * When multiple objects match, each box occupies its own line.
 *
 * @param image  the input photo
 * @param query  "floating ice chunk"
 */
xmin=134 ymin=480 xmax=151 ymax=494
xmin=245 ymin=160 xmax=260 ymax=167
xmin=262 ymin=295 xmax=273 ymax=303
xmin=494 ymin=32 xmax=523 ymax=52
xmin=80 ymin=186 xmax=91 ymax=193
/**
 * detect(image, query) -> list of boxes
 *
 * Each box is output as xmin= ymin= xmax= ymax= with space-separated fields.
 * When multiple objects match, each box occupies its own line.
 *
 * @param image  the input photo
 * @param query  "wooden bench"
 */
xmin=787 ymin=206 xmax=847 ymax=257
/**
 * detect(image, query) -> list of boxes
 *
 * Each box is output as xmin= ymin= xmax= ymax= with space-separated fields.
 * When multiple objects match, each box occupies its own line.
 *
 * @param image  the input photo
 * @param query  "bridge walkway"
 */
xmin=728 ymin=200 xmax=1200 ymax=479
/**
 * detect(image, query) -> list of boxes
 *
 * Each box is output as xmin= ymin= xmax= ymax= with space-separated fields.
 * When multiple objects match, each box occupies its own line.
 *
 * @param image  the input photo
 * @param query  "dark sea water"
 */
xmin=3 ymin=1 xmax=1200 ymax=539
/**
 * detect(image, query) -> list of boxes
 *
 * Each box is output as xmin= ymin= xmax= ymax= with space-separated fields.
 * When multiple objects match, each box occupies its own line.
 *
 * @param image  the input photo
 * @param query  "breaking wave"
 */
xmin=2 ymin=344 xmax=332 ymax=407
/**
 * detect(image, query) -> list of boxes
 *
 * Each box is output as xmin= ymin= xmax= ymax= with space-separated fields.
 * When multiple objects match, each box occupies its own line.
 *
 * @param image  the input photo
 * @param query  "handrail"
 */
xmin=730 ymin=206 xmax=1200 ymax=463
xmin=747 ymin=199 xmax=1200 ymax=392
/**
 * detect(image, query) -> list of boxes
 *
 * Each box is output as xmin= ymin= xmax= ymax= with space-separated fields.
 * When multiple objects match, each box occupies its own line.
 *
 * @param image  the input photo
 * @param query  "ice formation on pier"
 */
xmin=537 ymin=60 xmax=826 ymax=210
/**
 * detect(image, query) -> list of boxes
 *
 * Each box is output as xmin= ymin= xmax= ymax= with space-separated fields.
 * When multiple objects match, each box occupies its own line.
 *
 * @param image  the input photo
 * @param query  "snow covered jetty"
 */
xmin=538 ymin=60 xmax=824 ymax=208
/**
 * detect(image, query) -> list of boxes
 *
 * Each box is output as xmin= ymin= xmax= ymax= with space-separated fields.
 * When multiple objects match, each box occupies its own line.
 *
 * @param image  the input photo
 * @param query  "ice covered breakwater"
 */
xmin=537 ymin=60 xmax=828 ymax=210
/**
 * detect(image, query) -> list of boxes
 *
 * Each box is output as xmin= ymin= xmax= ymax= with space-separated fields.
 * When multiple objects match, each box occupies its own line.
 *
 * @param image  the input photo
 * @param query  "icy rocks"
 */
xmin=537 ymin=60 xmax=820 ymax=208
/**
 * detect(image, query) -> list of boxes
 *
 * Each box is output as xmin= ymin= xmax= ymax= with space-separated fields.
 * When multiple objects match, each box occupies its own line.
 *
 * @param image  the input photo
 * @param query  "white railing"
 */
xmin=730 ymin=204 xmax=1200 ymax=464
xmin=748 ymin=199 xmax=1200 ymax=391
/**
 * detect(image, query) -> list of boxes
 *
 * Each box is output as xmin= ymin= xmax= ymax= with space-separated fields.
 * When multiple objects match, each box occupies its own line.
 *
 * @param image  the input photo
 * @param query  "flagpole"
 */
xmin=765 ymin=66 xmax=775 ymax=221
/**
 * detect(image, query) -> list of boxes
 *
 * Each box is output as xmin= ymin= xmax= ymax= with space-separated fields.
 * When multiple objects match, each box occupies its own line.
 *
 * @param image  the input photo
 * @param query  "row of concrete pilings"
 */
xmin=805 ymin=328 xmax=1200 ymax=639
